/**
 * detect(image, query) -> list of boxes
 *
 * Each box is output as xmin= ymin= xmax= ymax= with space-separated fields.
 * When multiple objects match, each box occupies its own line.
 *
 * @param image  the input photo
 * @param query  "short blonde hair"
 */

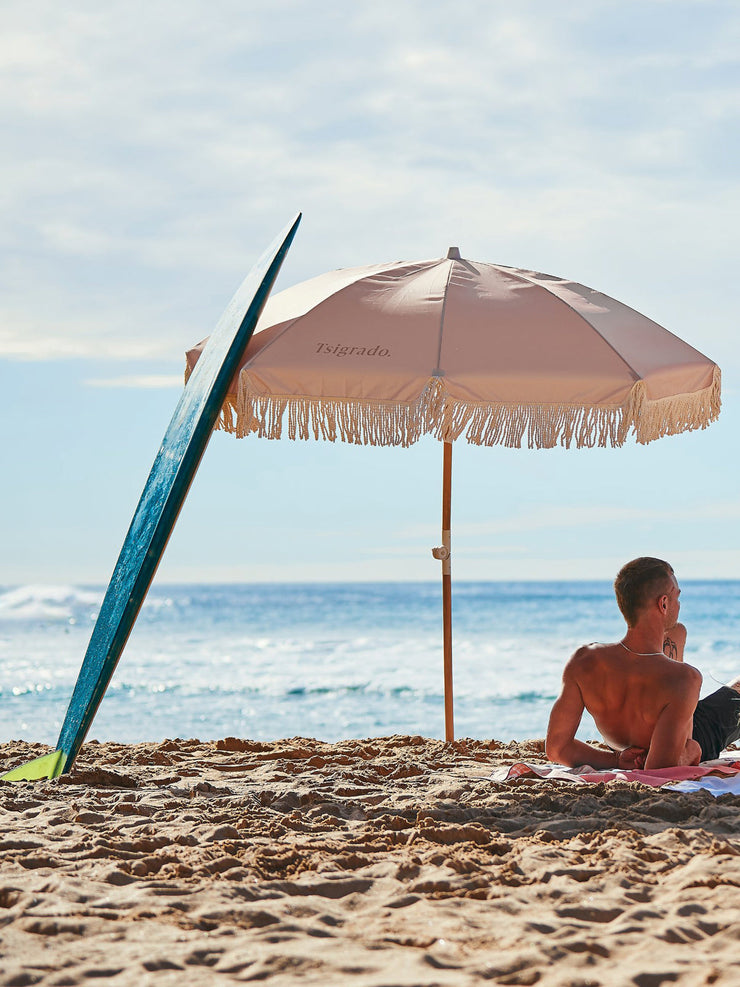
xmin=614 ymin=557 xmax=674 ymax=627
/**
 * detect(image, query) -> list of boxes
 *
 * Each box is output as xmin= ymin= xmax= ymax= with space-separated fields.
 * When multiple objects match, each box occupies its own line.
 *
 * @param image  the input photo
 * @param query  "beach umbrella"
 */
xmin=186 ymin=249 xmax=721 ymax=741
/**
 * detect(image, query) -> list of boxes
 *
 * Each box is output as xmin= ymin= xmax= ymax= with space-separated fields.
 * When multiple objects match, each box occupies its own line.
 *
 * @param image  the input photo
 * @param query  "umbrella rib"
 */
xmin=434 ymin=257 xmax=456 ymax=373
xmin=493 ymin=264 xmax=642 ymax=384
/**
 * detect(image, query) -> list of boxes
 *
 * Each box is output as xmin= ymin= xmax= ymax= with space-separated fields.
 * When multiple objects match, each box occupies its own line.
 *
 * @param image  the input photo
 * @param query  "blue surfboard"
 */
xmin=2 ymin=215 xmax=301 ymax=782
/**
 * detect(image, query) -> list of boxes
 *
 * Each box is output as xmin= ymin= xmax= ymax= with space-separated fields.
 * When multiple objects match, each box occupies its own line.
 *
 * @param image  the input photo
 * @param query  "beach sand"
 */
xmin=2 ymin=735 xmax=740 ymax=986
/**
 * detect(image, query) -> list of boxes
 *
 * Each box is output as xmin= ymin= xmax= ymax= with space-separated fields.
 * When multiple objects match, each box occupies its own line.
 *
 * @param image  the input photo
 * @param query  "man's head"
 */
xmin=614 ymin=557 xmax=678 ymax=628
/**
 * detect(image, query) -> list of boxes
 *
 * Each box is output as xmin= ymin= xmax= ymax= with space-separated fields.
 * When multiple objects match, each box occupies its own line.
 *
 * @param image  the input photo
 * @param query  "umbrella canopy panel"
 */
xmin=186 ymin=254 xmax=720 ymax=450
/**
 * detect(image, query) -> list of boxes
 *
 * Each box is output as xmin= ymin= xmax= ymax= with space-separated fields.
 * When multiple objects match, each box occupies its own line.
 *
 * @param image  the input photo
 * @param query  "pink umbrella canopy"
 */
xmin=187 ymin=249 xmax=721 ymax=741
xmin=187 ymin=250 xmax=720 ymax=451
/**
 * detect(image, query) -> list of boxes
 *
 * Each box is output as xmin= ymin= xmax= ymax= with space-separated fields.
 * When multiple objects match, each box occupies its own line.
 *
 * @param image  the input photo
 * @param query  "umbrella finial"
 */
xmin=447 ymin=247 xmax=461 ymax=260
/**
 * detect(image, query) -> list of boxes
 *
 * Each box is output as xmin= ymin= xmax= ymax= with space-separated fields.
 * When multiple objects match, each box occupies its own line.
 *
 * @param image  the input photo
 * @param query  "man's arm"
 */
xmin=663 ymin=622 xmax=687 ymax=662
xmin=644 ymin=665 xmax=702 ymax=769
xmin=546 ymin=657 xmax=628 ymax=770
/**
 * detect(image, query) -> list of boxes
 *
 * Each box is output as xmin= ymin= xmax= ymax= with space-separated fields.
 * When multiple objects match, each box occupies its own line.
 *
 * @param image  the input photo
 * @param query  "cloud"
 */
xmin=400 ymin=500 xmax=740 ymax=542
xmin=0 ymin=1 xmax=738 ymax=365
xmin=459 ymin=501 xmax=740 ymax=537
xmin=84 ymin=374 xmax=184 ymax=389
xmin=0 ymin=312 xmax=185 ymax=361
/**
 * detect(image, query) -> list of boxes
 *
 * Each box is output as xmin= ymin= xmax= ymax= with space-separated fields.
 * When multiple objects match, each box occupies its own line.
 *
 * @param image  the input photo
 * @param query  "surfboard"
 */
xmin=2 ymin=214 xmax=302 ymax=782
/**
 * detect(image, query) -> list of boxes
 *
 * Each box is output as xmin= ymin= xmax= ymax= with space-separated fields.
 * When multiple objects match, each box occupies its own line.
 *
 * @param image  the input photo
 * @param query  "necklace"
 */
xmin=619 ymin=641 xmax=665 ymax=657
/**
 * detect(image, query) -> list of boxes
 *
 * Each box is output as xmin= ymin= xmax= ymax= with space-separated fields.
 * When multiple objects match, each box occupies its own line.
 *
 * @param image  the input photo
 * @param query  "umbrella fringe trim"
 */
xmin=232 ymin=376 xmax=440 ymax=447
xmin=437 ymin=398 xmax=630 ymax=449
xmin=187 ymin=368 xmax=721 ymax=449
xmin=629 ymin=365 xmax=722 ymax=445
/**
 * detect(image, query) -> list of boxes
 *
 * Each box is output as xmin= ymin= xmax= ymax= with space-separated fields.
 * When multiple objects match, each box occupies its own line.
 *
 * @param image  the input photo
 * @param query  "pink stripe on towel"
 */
xmin=490 ymin=760 xmax=740 ymax=788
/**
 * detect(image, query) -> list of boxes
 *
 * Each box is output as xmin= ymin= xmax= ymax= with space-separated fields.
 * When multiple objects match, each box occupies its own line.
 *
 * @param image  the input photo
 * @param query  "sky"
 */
xmin=1 ymin=0 xmax=740 ymax=585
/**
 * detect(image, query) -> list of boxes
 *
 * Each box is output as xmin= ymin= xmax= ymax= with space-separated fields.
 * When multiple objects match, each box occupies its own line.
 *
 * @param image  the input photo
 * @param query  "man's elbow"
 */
xmin=545 ymin=737 xmax=569 ymax=765
xmin=679 ymin=738 xmax=702 ymax=766
xmin=646 ymin=738 xmax=702 ymax=770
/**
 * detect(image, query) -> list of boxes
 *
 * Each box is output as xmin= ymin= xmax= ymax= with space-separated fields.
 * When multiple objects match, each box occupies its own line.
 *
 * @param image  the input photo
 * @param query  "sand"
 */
xmin=2 ymin=735 xmax=740 ymax=986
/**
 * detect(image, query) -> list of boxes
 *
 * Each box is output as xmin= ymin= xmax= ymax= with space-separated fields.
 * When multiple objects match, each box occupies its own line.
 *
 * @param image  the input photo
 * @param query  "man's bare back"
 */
xmin=577 ymin=637 xmax=697 ymax=753
xmin=547 ymin=560 xmax=708 ymax=771
xmin=548 ymin=630 xmax=702 ymax=770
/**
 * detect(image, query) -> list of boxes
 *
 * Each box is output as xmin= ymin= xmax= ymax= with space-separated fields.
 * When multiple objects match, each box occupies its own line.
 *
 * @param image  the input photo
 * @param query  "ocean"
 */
xmin=1 ymin=581 xmax=739 ymax=748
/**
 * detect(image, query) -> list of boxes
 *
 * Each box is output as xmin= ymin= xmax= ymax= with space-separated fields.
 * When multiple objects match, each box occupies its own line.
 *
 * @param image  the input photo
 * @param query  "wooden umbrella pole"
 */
xmin=442 ymin=441 xmax=454 ymax=741
xmin=430 ymin=442 xmax=454 ymax=740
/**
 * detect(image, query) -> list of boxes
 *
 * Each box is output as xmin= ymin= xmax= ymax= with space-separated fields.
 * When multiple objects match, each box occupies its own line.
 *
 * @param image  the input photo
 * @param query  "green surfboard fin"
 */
xmin=1 ymin=749 xmax=66 ymax=781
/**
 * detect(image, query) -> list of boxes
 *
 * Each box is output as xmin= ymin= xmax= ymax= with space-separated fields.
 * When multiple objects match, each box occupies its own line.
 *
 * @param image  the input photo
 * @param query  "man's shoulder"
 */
xmin=569 ymin=641 xmax=618 ymax=662
xmin=564 ymin=642 xmax=617 ymax=678
xmin=665 ymin=658 xmax=702 ymax=689
xmin=640 ymin=653 xmax=702 ymax=701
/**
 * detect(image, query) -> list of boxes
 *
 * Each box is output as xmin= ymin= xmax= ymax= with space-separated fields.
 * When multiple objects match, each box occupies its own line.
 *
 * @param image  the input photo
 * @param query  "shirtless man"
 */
xmin=546 ymin=557 xmax=740 ymax=770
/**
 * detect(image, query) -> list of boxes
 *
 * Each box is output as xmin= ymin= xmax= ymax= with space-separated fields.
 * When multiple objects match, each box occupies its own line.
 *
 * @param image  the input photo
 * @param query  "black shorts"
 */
xmin=692 ymin=686 xmax=740 ymax=761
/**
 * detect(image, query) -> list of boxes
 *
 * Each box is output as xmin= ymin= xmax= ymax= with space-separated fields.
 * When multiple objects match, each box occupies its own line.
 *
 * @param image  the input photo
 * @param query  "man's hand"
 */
xmin=617 ymin=746 xmax=647 ymax=770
